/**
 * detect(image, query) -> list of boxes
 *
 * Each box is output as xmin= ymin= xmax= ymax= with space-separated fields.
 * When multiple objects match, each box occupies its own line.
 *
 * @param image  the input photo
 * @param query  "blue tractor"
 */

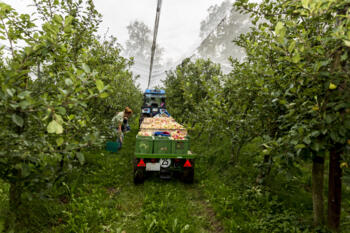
xmin=139 ymin=89 xmax=168 ymax=126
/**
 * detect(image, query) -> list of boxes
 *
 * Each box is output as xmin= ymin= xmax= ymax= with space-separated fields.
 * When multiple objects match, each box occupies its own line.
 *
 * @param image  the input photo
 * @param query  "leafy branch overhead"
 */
xmin=165 ymin=0 xmax=350 ymax=231
xmin=0 ymin=0 xmax=141 ymax=224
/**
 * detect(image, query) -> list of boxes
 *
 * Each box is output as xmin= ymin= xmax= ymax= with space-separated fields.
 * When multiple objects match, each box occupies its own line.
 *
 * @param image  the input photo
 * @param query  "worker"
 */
xmin=112 ymin=107 xmax=133 ymax=145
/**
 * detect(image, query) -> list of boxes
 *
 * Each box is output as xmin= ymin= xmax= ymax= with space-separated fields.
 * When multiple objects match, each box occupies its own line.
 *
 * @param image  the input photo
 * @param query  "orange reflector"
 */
xmin=137 ymin=159 xmax=146 ymax=167
xmin=184 ymin=160 xmax=192 ymax=168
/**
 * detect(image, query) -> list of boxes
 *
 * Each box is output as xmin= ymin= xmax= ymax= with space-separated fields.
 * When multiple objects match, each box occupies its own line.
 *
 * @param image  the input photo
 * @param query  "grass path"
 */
xmin=52 ymin=128 xmax=224 ymax=233
xmin=112 ymin=129 xmax=224 ymax=232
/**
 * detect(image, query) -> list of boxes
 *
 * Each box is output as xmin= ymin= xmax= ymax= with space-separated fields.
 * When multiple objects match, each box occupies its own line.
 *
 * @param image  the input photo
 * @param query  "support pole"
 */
xmin=147 ymin=0 xmax=162 ymax=89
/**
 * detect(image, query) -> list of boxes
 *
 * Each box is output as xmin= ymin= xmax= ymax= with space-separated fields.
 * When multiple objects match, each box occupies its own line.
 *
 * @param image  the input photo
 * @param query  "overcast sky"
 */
xmin=4 ymin=0 xmax=230 ymax=89
xmin=5 ymin=0 xmax=227 ymax=61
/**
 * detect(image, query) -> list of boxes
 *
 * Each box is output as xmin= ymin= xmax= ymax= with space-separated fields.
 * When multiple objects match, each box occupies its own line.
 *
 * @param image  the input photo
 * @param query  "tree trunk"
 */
xmin=312 ymin=156 xmax=325 ymax=226
xmin=327 ymin=148 xmax=342 ymax=232
xmin=9 ymin=181 xmax=22 ymax=212
xmin=256 ymin=155 xmax=272 ymax=184
xmin=5 ymin=181 xmax=22 ymax=231
xmin=230 ymin=145 xmax=241 ymax=164
xmin=235 ymin=144 xmax=242 ymax=163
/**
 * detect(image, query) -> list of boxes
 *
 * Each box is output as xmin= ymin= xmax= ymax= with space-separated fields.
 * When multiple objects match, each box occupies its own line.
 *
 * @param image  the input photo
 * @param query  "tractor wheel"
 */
xmin=133 ymin=159 xmax=145 ymax=184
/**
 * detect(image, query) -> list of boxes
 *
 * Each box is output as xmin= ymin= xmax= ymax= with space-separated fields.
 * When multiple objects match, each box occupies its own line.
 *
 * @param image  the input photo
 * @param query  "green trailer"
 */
xmin=133 ymin=135 xmax=195 ymax=183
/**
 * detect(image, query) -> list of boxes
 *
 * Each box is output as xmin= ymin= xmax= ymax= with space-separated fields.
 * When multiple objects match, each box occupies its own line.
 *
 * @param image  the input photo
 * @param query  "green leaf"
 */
xmin=56 ymin=123 xmax=63 ymax=134
xmin=329 ymin=83 xmax=337 ymax=90
xmin=64 ymin=15 xmax=74 ymax=27
xmin=18 ymin=91 xmax=31 ymax=99
xmin=96 ymin=79 xmax=104 ymax=92
xmin=275 ymin=22 xmax=284 ymax=36
xmin=24 ymin=47 xmax=32 ymax=55
xmin=344 ymin=119 xmax=350 ymax=129
xmin=56 ymin=107 xmax=66 ymax=115
xmin=325 ymin=114 xmax=334 ymax=124
xmin=65 ymin=78 xmax=73 ymax=86
xmin=68 ymin=114 xmax=75 ymax=121
xmin=311 ymin=131 xmax=320 ymax=137
xmin=301 ymin=0 xmax=310 ymax=9
xmin=303 ymin=137 xmax=311 ymax=145
xmin=76 ymin=152 xmax=85 ymax=165
xmin=288 ymin=41 xmax=296 ymax=53
xmin=344 ymin=40 xmax=350 ymax=47
xmin=292 ymin=51 xmax=301 ymax=63
xmin=311 ymin=142 xmax=320 ymax=152
xmin=53 ymin=14 xmax=63 ymax=24
xmin=6 ymin=88 xmax=14 ymax=97
xmin=47 ymin=120 xmax=63 ymax=134
xmin=55 ymin=114 xmax=64 ymax=124
xmin=19 ymin=101 xmax=31 ymax=110
xmin=99 ymin=92 xmax=109 ymax=98
xmin=47 ymin=121 xmax=56 ymax=134
xmin=295 ymin=144 xmax=306 ymax=149
xmin=56 ymin=137 xmax=64 ymax=146
xmin=21 ymin=164 xmax=30 ymax=177
xmin=82 ymin=63 xmax=91 ymax=73
xmin=12 ymin=114 xmax=24 ymax=127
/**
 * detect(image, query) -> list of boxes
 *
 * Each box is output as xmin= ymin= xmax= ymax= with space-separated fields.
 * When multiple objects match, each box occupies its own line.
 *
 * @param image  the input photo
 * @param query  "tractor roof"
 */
xmin=144 ymin=89 xmax=165 ymax=95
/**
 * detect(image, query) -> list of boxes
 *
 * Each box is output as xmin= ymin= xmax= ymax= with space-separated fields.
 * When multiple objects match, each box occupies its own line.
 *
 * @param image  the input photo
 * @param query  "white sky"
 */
xmin=4 ymin=0 xmax=230 ymax=89
xmin=5 ymin=0 xmax=227 ymax=61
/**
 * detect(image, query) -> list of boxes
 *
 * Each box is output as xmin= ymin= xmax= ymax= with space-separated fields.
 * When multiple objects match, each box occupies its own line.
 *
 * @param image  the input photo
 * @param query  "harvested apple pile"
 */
xmin=170 ymin=130 xmax=187 ymax=140
xmin=140 ymin=117 xmax=185 ymax=130
xmin=138 ymin=117 xmax=188 ymax=139
xmin=137 ymin=131 xmax=154 ymax=136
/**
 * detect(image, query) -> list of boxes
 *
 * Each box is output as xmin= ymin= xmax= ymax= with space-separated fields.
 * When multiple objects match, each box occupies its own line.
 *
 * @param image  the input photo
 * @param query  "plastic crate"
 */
xmin=172 ymin=139 xmax=189 ymax=154
xmin=135 ymin=136 xmax=154 ymax=154
xmin=106 ymin=141 xmax=121 ymax=153
xmin=153 ymin=137 xmax=172 ymax=154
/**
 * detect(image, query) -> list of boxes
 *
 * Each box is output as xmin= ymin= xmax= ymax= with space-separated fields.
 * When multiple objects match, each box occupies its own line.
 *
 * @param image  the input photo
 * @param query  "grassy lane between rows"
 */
xmin=51 ymin=127 xmax=225 ymax=233
xmin=0 ymin=123 xmax=225 ymax=233
xmin=0 ymin=127 xmax=223 ymax=233
xmin=191 ymin=135 xmax=350 ymax=233
xmin=1 ymin=124 xmax=349 ymax=232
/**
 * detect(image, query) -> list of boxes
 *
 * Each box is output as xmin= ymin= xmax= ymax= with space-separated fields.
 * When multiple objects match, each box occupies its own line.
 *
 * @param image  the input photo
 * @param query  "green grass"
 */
xmin=0 ymin=128 xmax=222 ymax=233
xmin=190 ymin=133 xmax=349 ymax=233
xmin=0 ymin=127 xmax=349 ymax=232
xmin=50 ymin=128 xmax=222 ymax=233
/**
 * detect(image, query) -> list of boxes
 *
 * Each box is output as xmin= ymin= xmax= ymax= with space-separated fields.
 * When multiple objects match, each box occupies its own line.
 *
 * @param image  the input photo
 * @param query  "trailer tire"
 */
xmin=182 ymin=160 xmax=194 ymax=183
xmin=133 ymin=159 xmax=145 ymax=184
xmin=182 ymin=168 xmax=194 ymax=183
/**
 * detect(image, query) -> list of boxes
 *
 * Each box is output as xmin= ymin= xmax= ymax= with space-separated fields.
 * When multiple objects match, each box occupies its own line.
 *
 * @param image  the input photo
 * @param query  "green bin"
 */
xmin=153 ymin=137 xmax=172 ymax=154
xmin=172 ymin=139 xmax=189 ymax=154
xmin=106 ymin=141 xmax=121 ymax=153
xmin=135 ymin=136 xmax=154 ymax=154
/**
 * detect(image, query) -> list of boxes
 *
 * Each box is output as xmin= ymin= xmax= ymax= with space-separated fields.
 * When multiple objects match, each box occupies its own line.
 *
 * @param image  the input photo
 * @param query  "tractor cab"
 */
xmin=140 ymin=89 xmax=168 ymax=125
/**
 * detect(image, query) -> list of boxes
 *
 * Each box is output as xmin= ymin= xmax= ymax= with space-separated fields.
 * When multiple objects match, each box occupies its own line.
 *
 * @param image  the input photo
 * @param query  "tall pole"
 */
xmin=147 ymin=0 xmax=162 ymax=89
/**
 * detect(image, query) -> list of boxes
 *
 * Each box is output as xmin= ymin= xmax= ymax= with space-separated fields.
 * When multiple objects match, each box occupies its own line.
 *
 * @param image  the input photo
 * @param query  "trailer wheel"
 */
xmin=182 ymin=168 xmax=194 ymax=183
xmin=133 ymin=159 xmax=145 ymax=184
xmin=182 ymin=160 xmax=194 ymax=183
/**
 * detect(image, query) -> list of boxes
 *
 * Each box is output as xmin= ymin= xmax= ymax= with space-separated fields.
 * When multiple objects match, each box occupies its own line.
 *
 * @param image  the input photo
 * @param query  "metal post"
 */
xmin=147 ymin=0 xmax=162 ymax=89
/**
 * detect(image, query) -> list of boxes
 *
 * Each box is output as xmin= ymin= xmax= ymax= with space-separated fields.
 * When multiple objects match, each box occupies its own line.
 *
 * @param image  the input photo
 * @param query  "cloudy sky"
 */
xmin=4 ymin=0 xmax=229 ymax=88
xmin=5 ymin=0 xmax=227 ymax=61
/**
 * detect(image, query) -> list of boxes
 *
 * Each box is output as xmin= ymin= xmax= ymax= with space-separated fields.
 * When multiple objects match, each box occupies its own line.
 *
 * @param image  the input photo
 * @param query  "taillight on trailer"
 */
xmin=150 ymin=158 xmax=157 ymax=163
xmin=137 ymin=159 xmax=146 ymax=167
xmin=183 ymin=160 xmax=192 ymax=167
